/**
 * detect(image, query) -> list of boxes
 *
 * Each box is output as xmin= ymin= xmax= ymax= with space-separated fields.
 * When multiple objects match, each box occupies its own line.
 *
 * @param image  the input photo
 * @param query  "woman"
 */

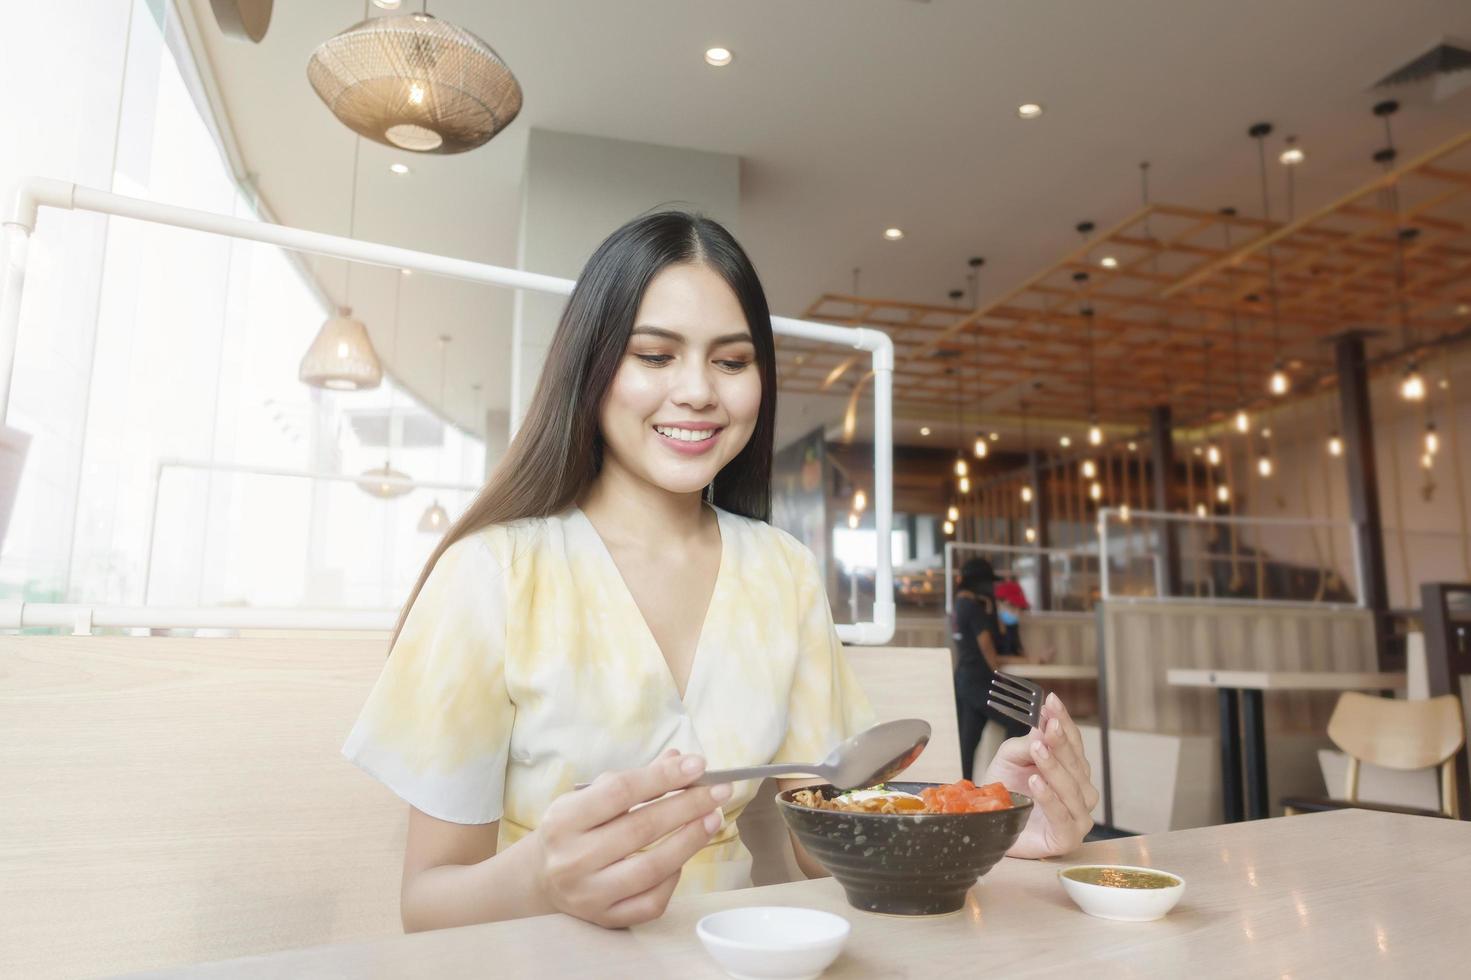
xmin=344 ymin=211 xmax=1098 ymax=932
xmin=952 ymin=559 xmax=1045 ymax=780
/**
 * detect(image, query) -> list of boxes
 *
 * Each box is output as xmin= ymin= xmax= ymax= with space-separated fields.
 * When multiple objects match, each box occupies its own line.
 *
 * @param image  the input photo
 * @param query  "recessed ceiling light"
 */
xmin=920 ymin=426 xmax=931 ymax=436
xmin=401 ymin=268 xmax=413 ymax=276
xmin=1017 ymin=103 xmax=1044 ymax=120
xmin=1100 ymin=255 xmax=1118 ymax=269
xmin=372 ymin=0 xmax=401 ymax=8
xmin=705 ymin=47 xmax=733 ymax=67
xmin=884 ymin=227 xmax=904 ymax=241
xmin=389 ymin=162 xmax=410 ymax=175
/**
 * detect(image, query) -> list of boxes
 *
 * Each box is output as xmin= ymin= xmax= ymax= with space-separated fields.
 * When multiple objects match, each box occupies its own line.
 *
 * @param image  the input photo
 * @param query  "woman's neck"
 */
xmin=579 ymin=459 xmax=711 ymax=548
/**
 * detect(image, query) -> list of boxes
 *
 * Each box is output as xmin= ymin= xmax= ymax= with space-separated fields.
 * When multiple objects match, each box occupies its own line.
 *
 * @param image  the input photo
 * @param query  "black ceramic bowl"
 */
xmin=776 ymin=782 xmax=1032 ymax=916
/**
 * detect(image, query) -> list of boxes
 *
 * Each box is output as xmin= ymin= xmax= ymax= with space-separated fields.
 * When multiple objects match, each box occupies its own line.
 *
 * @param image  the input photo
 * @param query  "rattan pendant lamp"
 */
xmin=300 ymin=137 xmax=384 ymax=390
xmin=308 ymin=4 xmax=523 ymax=154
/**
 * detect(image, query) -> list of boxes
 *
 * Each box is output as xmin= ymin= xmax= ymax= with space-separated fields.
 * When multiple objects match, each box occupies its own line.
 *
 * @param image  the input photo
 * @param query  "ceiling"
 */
xmin=184 ymin=0 xmax=1471 ymax=449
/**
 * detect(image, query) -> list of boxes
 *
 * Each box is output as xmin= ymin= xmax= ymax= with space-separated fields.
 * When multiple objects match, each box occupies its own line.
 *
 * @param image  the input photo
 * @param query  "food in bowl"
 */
xmin=777 ymin=781 xmax=1031 ymax=916
xmin=790 ymin=779 xmax=1013 ymax=815
xmin=1058 ymin=864 xmax=1186 ymax=921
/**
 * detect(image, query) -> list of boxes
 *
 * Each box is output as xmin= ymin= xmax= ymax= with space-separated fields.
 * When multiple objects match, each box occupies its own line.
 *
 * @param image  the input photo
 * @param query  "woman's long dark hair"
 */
xmin=392 ymin=210 xmax=778 ymax=644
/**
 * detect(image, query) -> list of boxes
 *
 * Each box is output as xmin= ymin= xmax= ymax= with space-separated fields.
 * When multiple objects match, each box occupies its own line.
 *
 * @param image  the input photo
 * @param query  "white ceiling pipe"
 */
xmin=0 ymin=178 xmax=896 ymax=644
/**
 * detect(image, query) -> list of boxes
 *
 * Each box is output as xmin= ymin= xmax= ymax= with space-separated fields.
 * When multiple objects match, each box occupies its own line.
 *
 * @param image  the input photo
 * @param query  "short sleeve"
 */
xmin=770 ymin=543 xmax=875 ymax=765
xmin=342 ymin=531 xmax=513 ymax=824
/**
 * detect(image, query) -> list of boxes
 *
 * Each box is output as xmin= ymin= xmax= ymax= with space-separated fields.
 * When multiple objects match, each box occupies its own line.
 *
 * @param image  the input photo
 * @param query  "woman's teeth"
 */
xmin=655 ymin=425 xmax=717 ymax=443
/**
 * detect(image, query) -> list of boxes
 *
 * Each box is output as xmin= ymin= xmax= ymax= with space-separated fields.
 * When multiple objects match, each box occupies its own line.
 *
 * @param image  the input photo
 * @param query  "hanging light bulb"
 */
xmin=1059 ymin=435 xmax=1072 ymax=448
xmin=1088 ymin=421 xmax=1103 ymax=446
xmin=1090 ymin=481 xmax=1102 ymax=501
xmin=1082 ymin=459 xmax=1097 ymax=479
xmin=417 ymin=498 xmax=450 ymax=533
xmin=1021 ymin=485 xmax=1034 ymax=504
xmin=1207 ymin=443 xmax=1222 ymax=466
xmin=1269 ymin=362 xmax=1290 ymax=396
xmin=1328 ymin=433 xmax=1343 ymax=457
xmin=1400 ymin=362 xmax=1426 ymax=401
xmin=954 ymin=456 xmax=969 ymax=477
xmin=1425 ymin=423 xmax=1439 ymax=456
xmin=959 ymin=476 xmax=971 ymax=494
xmin=943 ymin=519 xmax=956 ymax=535
xmin=847 ymin=511 xmax=860 ymax=529
xmin=1216 ymin=484 xmax=1231 ymax=503
xmin=1421 ymin=452 xmax=1435 ymax=469
xmin=973 ymin=433 xmax=988 ymax=458
xmin=1119 ymin=503 xmax=1132 ymax=523
xmin=947 ymin=504 xmax=960 ymax=522
xmin=1258 ymin=453 xmax=1274 ymax=478
xmin=1196 ymin=502 xmax=1209 ymax=518
xmin=853 ymin=488 xmax=867 ymax=512
xmin=1024 ymin=526 xmax=1038 ymax=543
xmin=1234 ymin=408 xmax=1250 ymax=433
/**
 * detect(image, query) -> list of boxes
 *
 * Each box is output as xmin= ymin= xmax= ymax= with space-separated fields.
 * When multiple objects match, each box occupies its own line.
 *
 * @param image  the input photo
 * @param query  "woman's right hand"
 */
xmin=534 ymin=749 xmax=732 ymax=928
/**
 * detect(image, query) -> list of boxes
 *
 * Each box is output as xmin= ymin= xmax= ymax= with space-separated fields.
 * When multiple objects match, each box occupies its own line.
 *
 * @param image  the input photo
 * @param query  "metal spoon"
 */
xmin=575 ymin=719 xmax=931 ymax=792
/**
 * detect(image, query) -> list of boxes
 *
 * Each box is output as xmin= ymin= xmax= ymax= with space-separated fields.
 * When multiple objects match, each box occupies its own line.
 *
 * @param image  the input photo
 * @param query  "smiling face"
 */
xmin=598 ymin=262 xmax=762 ymax=498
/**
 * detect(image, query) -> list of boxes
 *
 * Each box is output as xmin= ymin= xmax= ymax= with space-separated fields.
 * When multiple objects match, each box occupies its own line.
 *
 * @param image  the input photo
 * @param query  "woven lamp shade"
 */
xmin=359 ymin=463 xmax=413 ymax=499
xmin=307 ymin=13 xmax=522 ymax=154
xmin=299 ymin=307 xmax=383 ymax=390
xmin=417 ymin=498 xmax=450 ymax=533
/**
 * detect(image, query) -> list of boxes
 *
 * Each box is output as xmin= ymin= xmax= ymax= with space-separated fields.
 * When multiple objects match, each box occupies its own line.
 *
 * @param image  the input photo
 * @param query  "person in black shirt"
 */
xmin=951 ymin=558 xmax=1031 ymax=780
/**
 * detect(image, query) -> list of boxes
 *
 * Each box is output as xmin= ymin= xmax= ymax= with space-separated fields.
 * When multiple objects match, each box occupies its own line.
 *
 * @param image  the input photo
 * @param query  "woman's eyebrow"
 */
xmin=631 ymin=325 xmax=753 ymax=346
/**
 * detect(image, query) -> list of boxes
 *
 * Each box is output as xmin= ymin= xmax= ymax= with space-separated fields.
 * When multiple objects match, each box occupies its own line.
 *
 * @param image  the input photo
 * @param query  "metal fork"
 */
xmin=987 ymin=673 xmax=1045 ymax=730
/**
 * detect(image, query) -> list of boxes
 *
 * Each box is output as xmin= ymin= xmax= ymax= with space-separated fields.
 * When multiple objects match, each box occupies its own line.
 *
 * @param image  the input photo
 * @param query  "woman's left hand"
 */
xmin=983 ymin=693 xmax=1098 ymax=859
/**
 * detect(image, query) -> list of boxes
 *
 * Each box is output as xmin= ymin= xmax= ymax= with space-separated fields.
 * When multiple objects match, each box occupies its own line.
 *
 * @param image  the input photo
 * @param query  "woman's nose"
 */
xmin=670 ymin=360 xmax=717 ymax=409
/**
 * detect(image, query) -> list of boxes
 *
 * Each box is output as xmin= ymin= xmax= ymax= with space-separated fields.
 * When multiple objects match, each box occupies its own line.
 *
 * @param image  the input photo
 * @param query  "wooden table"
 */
xmin=129 ymin=810 xmax=1469 ymax=978
xmin=1168 ymin=669 xmax=1407 ymax=822
xmin=1001 ymin=663 xmax=1098 ymax=682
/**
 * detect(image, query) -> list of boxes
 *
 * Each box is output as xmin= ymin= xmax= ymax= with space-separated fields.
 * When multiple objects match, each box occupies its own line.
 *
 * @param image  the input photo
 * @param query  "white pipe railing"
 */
xmin=0 ymin=178 xmax=896 ymax=643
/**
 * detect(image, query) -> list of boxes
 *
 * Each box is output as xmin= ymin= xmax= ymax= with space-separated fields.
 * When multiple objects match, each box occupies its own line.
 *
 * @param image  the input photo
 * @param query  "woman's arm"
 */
xmin=400 ymin=751 xmax=730 ymax=931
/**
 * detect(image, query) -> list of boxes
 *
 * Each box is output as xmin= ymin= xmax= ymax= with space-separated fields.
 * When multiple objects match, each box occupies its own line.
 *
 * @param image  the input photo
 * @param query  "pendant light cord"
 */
xmin=344 ymin=135 xmax=362 ymax=306
xmin=1253 ymin=132 xmax=1284 ymax=364
xmin=1377 ymin=107 xmax=1412 ymax=354
xmin=1221 ymin=215 xmax=1243 ymax=404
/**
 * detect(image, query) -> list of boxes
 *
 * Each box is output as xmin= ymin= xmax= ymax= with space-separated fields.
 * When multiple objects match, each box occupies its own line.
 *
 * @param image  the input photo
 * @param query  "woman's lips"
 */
xmin=653 ymin=425 xmax=723 ymax=456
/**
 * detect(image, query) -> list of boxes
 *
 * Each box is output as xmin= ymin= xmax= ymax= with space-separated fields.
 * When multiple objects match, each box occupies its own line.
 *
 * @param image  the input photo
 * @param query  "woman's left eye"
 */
xmin=635 ymin=354 xmax=672 ymax=365
xmin=717 ymin=359 xmax=751 ymax=372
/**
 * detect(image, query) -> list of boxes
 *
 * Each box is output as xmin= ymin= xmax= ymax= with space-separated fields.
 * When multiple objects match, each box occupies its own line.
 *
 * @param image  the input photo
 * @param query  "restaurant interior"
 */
xmin=3 ymin=1 xmax=1470 ymax=977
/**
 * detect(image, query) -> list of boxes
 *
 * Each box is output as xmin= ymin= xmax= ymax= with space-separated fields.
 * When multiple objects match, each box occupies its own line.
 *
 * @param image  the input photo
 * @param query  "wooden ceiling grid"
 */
xmin=782 ymin=129 xmax=1471 ymax=431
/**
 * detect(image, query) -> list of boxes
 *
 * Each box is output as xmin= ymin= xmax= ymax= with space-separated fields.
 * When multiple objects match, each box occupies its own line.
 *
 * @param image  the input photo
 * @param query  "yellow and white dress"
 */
xmin=343 ymin=505 xmax=872 ymax=895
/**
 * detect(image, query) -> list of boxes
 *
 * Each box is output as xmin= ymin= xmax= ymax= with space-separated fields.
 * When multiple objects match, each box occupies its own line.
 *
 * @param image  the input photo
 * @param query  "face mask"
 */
xmin=999 ymin=609 xmax=1019 ymax=626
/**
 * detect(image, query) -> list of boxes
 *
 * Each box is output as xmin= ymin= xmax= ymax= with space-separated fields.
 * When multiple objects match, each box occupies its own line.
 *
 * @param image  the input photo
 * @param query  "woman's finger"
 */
xmin=1024 ymin=772 xmax=1083 ymax=850
xmin=1030 ymin=736 xmax=1091 ymax=826
xmin=599 ymin=866 xmax=683 ymax=929
xmin=573 ymin=753 xmax=708 ymax=831
xmin=593 ymin=812 xmax=717 ymax=908
xmin=1043 ymin=716 xmax=1092 ymax=793
xmin=1046 ymin=694 xmax=1089 ymax=768
xmin=583 ymin=781 xmax=731 ymax=866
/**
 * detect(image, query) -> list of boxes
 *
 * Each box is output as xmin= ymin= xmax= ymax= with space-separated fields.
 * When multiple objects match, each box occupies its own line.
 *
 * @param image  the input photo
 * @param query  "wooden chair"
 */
xmin=738 ymin=646 xmax=960 ymax=885
xmin=1282 ymin=692 xmax=1465 ymax=819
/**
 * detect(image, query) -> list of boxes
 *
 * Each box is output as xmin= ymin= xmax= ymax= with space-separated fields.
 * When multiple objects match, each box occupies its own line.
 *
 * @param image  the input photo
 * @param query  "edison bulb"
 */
xmin=1328 ymin=434 xmax=1343 ymax=457
xmin=1119 ymin=503 xmax=1132 ymax=523
xmin=1270 ymin=367 xmax=1290 ymax=396
xmin=407 ymin=82 xmax=426 ymax=105
xmin=947 ymin=505 xmax=959 ymax=522
xmin=1089 ymin=424 xmax=1103 ymax=446
xmin=1021 ymin=485 xmax=1034 ymax=504
xmin=1217 ymin=484 xmax=1230 ymax=503
xmin=847 ymin=511 xmax=859 ymax=529
xmin=1258 ymin=455 xmax=1273 ymax=477
xmin=1235 ymin=409 xmax=1249 ymax=433
xmin=1401 ymin=365 xmax=1426 ymax=402
xmin=954 ymin=457 xmax=969 ymax=477
xmin=973 ymin=435 xmax=988 ymax=458
xmin=1090 ymin=481 xmax=1102 ymax=501
xmin=1024 ymin=526 xmax=1037 ymax=543
xmin=1425 ymin=425 xmax=1439 ymax=455
xmin=943 ymin=519 xmax=955 ymax=535
xmin=853 ymin=489 xmax=867 ymax=512
xmin=1207 ymin=444 xmax=1221 ymax=466
xmin=1082 ymin=459 xmax=1097 ymax=479
xmin=1196 ymin=502 xmax=1208 ymax=518
xmin=959 ymin=476 xmax=971 ymax=493
xmin=1059 ymin=435 xmax=1072 ymax=448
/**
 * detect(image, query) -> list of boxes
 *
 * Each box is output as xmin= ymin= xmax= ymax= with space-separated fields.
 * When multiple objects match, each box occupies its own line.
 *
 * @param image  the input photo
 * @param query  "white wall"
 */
xmin=510 ymin=128 xmax=741 ymax=430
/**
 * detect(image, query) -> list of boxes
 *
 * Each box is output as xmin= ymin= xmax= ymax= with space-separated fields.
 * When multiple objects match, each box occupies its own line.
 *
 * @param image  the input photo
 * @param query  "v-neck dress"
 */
xmin=342 ymin=505 xmax=873 ymax=896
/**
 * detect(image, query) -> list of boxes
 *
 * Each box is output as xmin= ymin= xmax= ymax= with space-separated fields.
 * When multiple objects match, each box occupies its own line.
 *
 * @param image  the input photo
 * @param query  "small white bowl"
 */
xmin=1058 ymin=864 xmax=1186 ymax=922
xmin=695 ymin=906 xmax=850 ymax=980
